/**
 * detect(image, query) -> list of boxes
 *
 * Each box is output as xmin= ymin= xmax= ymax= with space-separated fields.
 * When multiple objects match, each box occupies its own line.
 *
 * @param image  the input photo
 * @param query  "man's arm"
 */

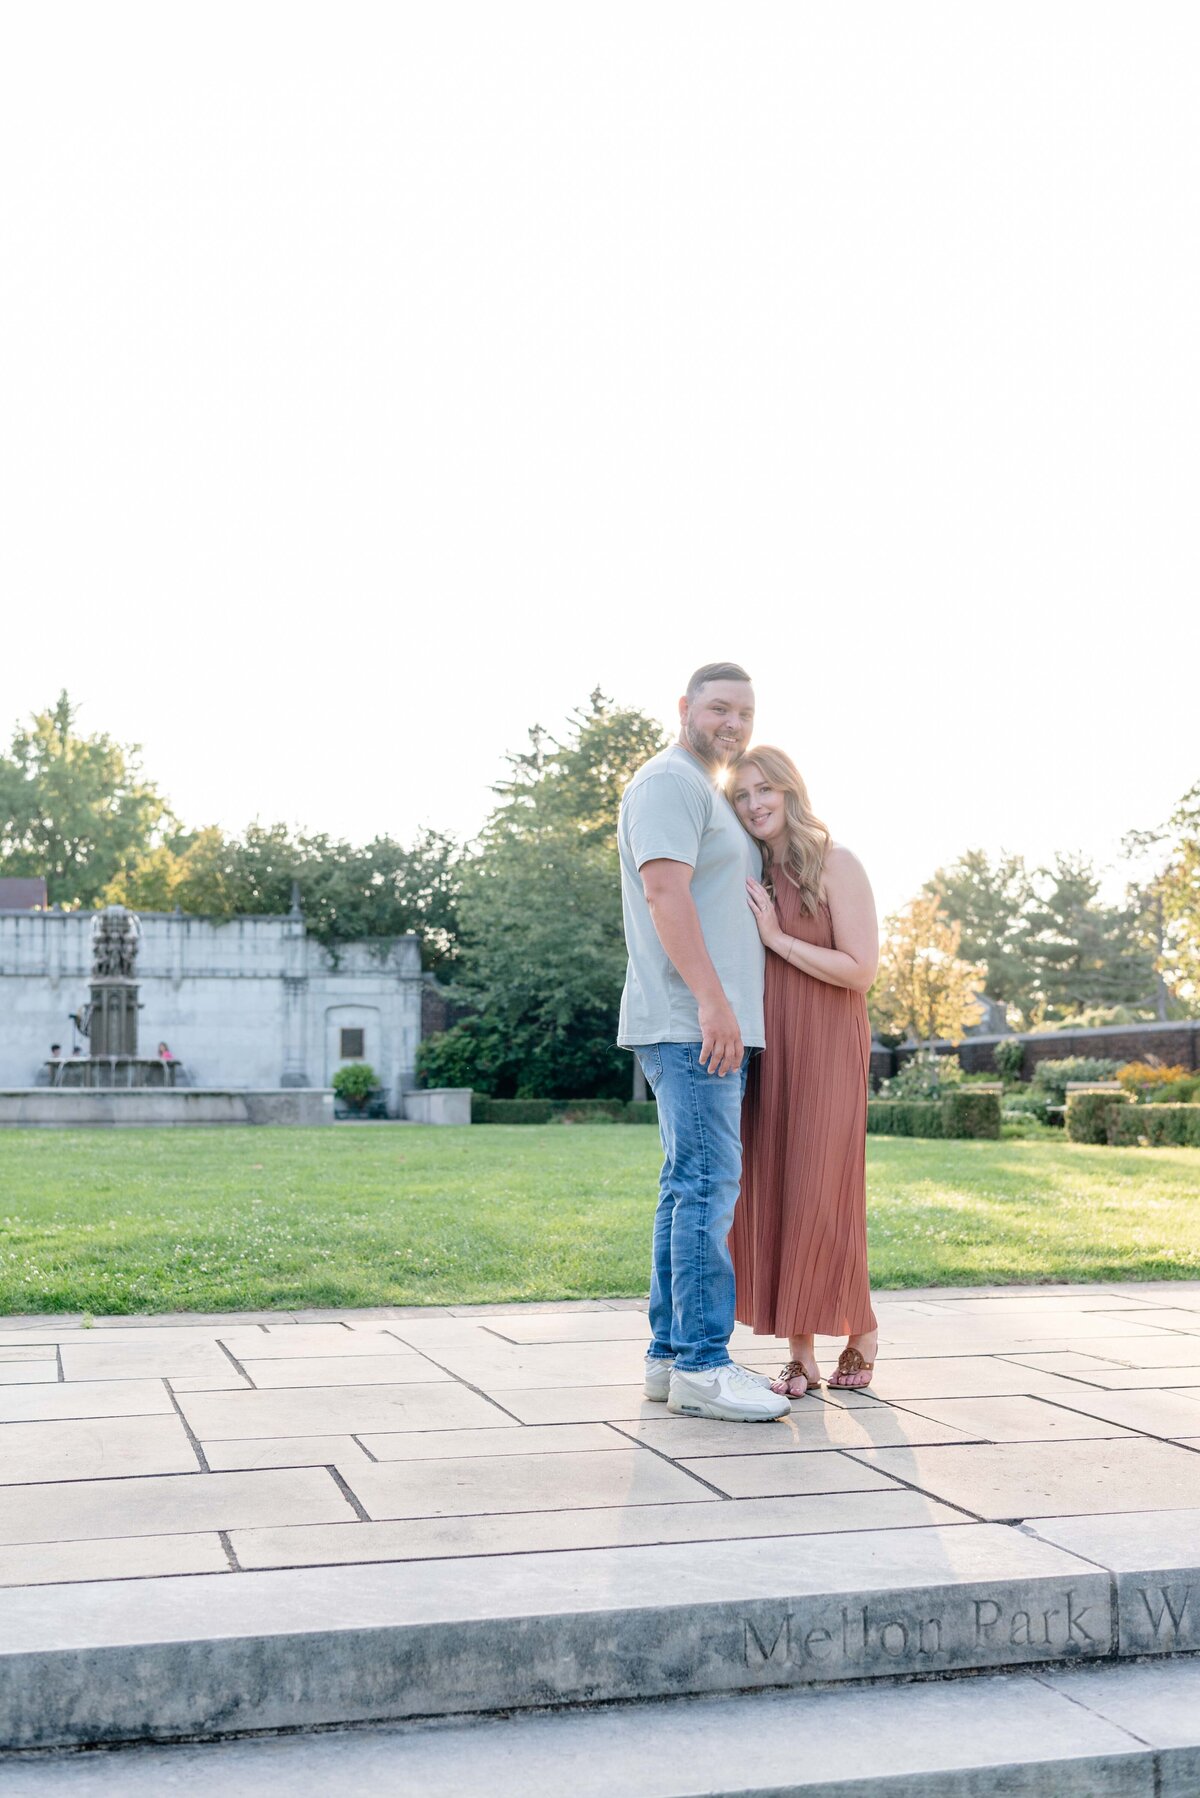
xmin=639 ymin=858 xmax=743 ymax=1076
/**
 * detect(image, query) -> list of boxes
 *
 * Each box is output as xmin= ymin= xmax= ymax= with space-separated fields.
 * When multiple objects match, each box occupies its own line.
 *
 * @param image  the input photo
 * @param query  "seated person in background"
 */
xmin=157 ymin=1041 xmax=176 ymax=1063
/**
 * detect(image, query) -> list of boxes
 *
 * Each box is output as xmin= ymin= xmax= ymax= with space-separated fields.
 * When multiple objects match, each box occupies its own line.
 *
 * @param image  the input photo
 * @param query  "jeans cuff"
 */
xmin=674 ymin=1354 xmax=732 ymax=1373
xmin=646 ymin=1347 xmax=675 ymax=1361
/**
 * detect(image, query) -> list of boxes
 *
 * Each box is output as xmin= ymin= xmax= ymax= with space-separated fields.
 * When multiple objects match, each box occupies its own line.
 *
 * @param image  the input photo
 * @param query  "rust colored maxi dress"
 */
xmin=731 ymin=869 xmax=877 ymax=1340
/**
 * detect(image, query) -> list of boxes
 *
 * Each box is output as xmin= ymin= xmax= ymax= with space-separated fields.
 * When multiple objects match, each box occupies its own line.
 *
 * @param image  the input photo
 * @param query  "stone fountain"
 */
xmin=49 ymin=906 xmax=181 ymax=1088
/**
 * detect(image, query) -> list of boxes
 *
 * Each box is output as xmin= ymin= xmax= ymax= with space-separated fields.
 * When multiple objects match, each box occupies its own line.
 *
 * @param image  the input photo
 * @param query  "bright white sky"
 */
xmin=2 ymin=3 xmax=1196 ymax=920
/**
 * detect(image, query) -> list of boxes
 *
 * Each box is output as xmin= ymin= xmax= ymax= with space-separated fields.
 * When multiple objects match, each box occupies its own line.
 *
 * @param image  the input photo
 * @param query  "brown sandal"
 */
xmin=769 ymin=1360 xmax=813 ymax=1398
xmin=829 ymin=1346 xmax=875 ymax=1390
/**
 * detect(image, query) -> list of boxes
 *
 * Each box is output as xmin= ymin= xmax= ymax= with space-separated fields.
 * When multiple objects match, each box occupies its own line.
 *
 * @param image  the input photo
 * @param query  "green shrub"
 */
xmin=1032 ymin=1058 xmax=1123 ymax=1106
xmin=625 ymin=1101 xmax=660 ymax=1126
xmin=1139 ymin=1105 xmax=1200 ymax=1147
xmin=1145 ymin=1076 xmax=1200 ymax=1104
xmin=1066 ymin=1090 xmax=1129 ymax=1144
xmin=471 ymin=1097 xmax=554 ymax=1124
xmin=941 ymin=1091 xmax=1001 ymax=1139
xmin=993 ymin=1039 xmax=1026 ymax=1083
xmin=331 ymin=1062 xmax=378 ymax=1110
xmin=867 ymin=1100 xmax=944 ymax=1138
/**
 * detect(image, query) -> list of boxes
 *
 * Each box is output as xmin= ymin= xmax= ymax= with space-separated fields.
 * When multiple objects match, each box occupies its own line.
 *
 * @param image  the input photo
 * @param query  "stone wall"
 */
xmin=882 ymin=1019 xmax=1200 ymax=1080
xmin=0 ymin=911 xmax=423 ymax=1113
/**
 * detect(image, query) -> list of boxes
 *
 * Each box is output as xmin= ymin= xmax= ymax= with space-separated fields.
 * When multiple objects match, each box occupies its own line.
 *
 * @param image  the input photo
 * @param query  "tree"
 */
xmin=1161 ymin=783 xmax=1200 ymax=1008
xmin=1024 ymin=853 xmax=1154 ymax=1019
xmin=870 ymin=893 xmax=987 ymax=1043
xmin=419 ymin=691 xmax=668 ymax=1097
xmin=924 ymin=850 xmax=1035 ymax=1021
xmin=0 ymin=693 xmax=174 ymax=909
xmin=107 ymin=823 xmax=463 ymax=971
xmin=490 ymin=689 xmax=668 ymax=843
xmin=1123 ymin=783 xmax=1200 ymax=1015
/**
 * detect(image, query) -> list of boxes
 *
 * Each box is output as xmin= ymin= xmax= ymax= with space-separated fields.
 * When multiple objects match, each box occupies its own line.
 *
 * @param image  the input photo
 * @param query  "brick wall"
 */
xmin=881 ymin=1020 xmax=1200 ymax=1080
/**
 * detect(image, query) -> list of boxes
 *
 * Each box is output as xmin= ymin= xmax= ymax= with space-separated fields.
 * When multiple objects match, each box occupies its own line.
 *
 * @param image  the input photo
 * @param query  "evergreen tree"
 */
xmin=924 ymin=850 xmax=1034 ymax=1020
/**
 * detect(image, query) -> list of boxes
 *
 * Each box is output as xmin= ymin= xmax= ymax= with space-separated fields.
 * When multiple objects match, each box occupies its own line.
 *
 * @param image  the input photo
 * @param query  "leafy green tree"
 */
xmin=490 ymin=689 xmax=667 ymax=843
xmin=420 ymin=691 xmax=668 ymax=1097
xmin=1024 ymin=853 xmax=1154 ymax=1019
xmin=924 ymin=850 xmax=1035 ymax=1021
xmin=0 ymin=693 xmax=174 ymax=909
xmin=108 ymin=824 xmax=462 ymax=971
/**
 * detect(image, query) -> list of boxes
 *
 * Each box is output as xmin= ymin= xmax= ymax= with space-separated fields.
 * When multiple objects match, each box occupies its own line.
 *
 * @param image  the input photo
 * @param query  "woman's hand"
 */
xmin=746 ymin=878 xmax=786 ymax=954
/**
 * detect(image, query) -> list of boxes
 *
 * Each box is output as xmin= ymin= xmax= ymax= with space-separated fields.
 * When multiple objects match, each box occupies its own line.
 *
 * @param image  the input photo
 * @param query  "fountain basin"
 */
xmin=0 ymin=1089 xmax=334 ymax=1127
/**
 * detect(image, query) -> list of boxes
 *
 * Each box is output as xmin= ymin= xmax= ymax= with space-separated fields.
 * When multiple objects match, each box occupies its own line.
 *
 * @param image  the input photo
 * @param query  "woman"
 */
xmin=728 ymin=747 xmax=880 ymax=1396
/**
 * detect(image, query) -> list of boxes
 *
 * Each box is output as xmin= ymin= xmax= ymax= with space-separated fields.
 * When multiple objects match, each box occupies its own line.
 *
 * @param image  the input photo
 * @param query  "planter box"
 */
xmin=403 ymin=1087 xmax=472 ymax=1126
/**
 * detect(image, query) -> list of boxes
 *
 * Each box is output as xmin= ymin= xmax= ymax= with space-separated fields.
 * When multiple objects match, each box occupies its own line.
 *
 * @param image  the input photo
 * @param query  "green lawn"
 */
xmin=1 ymin=1126 xmax=1197 ymax=1315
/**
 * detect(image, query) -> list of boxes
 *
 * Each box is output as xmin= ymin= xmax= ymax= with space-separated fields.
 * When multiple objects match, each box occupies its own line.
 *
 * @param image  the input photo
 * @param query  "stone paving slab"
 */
xmin=59 ymin=1339 xmax=236 ymax=1381
xmin=848 ymin=1436 xmax=1200 ymax=1519
xmin=177 ymin=1381 xmax=507 ymax=1438
xmin=339 ymin=1447 xmax=717 ymax=1519
xmin=0 ymin=1415 xmax=200 ymax=1485
xmin=236 ymin=1352 xmax=452 ymax=1387
xmin=616 ymin=1407 xmax=973 ymax=1456
xmin=0 ymin=1364 xmax=57 ymax=1386
xmin=0 ymin=1467 xmax=356 ymax=1546
xmin=0 ymin=1662 xmax=1171 ymax=1796
xmin=0 ymin=1379 xmax=175 ymax=1423
xmin=892 ymin=1395 xmax=1139 ymax=1442
xmin=0 ymin=1534 xmax=229 ymax=1590
xmin=229 ymin=1489 xmax=969 ymax=1569
xmin=677 ymin=1451 xmax=902 ymax=1499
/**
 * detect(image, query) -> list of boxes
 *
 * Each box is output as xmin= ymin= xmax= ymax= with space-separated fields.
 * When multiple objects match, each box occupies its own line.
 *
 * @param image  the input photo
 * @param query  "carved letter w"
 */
xmin=1139 ymin=1585 xmax=1191 ymax=1642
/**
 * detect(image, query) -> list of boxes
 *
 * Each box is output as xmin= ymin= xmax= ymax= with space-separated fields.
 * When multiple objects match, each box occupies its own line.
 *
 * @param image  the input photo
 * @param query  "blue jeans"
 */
xmin=632 ymin=1042 xmax=752 ymax=1372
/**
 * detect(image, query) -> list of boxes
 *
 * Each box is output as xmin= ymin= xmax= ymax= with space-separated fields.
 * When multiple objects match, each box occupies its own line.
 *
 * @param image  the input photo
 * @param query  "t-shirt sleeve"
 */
xmin=622 ymin=772 xmax=710 ymax=871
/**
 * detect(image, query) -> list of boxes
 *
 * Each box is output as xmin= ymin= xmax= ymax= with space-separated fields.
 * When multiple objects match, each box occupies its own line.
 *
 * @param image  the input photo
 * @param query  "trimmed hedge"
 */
xmin=550 ymin=1099 xmax=629 ymax=1123
xmin=1108 ymin=1104 xmax=1200 ymax=1148
xmin=471 ymin=1098 xmax=554 ymax=1124
xmin=867 ymin=1101 xmax=943 ymax=1138
xmin=941 ymin=1091 xmax=1002 ymax=1139
xmin=868 ymin=1094 xmax=1001 ymax=1140
xmin=1066 ymin=1090 xmax=1129 ymax=1145
xmin=470 ymin=1097 xmax=659 ymax=1124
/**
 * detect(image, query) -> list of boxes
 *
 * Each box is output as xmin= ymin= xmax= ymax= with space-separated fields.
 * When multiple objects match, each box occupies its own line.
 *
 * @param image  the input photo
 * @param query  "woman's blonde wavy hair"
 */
xmin=729 ymin=745 xmax=832 ymax=916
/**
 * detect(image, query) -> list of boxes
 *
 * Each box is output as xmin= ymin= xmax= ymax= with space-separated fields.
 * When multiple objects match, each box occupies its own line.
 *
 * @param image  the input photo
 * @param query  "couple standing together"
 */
xmin=618 ymin=662 xmax=881 ymax=1423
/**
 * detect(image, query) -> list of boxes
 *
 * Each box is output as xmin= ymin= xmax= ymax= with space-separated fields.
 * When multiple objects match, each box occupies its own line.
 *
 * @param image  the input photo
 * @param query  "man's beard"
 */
xmin=684 ymin=717 xmax=741 ymax=768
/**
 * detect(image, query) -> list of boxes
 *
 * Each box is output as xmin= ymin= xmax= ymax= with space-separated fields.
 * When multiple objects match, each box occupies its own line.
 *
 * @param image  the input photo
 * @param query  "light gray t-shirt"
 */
xmin=617 ymin=745 xmax=765 ymax=1048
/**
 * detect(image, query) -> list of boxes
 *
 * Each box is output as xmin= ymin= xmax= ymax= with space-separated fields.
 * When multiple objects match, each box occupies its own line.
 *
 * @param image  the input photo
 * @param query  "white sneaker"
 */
xmin=644 ymin=1354 xmax=674 ymax=1401
xmin=668 ymin=1362 xmax=790 ymax=1421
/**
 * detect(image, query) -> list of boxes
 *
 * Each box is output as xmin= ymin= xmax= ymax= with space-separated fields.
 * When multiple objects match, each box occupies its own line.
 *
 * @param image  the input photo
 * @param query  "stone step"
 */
xmin=5 ymin=1658 xmax=1200 ymax=1795
xmin=4 ymin=1512 xmax=1198 ymax=1751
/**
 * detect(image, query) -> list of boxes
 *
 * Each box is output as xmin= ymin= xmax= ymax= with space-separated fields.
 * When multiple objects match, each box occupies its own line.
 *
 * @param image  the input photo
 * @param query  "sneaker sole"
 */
xmin=667 ymin=1397 xmax=789 ymax=1422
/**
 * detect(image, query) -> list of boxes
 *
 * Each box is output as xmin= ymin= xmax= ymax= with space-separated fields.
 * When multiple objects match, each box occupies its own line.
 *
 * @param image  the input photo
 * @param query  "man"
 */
xmin=618 ymin=662 xmax=788 ymax=1422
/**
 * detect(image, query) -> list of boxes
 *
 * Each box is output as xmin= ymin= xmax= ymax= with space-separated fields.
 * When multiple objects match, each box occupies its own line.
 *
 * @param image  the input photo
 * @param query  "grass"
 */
xmin=1 ymin=1126 xmax=1198 ymax=1316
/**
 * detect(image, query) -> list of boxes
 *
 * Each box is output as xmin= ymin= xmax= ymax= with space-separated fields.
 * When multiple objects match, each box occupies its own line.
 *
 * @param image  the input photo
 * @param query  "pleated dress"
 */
xmin=731 ymin=869 xmax=877 ymax=1339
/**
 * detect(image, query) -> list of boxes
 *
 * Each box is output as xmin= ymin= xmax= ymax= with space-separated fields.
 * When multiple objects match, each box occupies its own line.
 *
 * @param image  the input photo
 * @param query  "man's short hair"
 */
xmin=686 ymin=662 xmax=752 ymax=702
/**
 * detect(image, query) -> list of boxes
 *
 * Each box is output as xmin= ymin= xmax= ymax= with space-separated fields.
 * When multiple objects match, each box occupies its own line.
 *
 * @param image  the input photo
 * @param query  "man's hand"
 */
xmin=698 ymin=997 xmax=743 ymax=1078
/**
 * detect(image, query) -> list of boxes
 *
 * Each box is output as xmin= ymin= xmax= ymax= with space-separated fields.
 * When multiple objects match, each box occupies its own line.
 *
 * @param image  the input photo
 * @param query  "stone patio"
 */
xmin=3 ymin=1282 xmax=1200 ymax=1790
